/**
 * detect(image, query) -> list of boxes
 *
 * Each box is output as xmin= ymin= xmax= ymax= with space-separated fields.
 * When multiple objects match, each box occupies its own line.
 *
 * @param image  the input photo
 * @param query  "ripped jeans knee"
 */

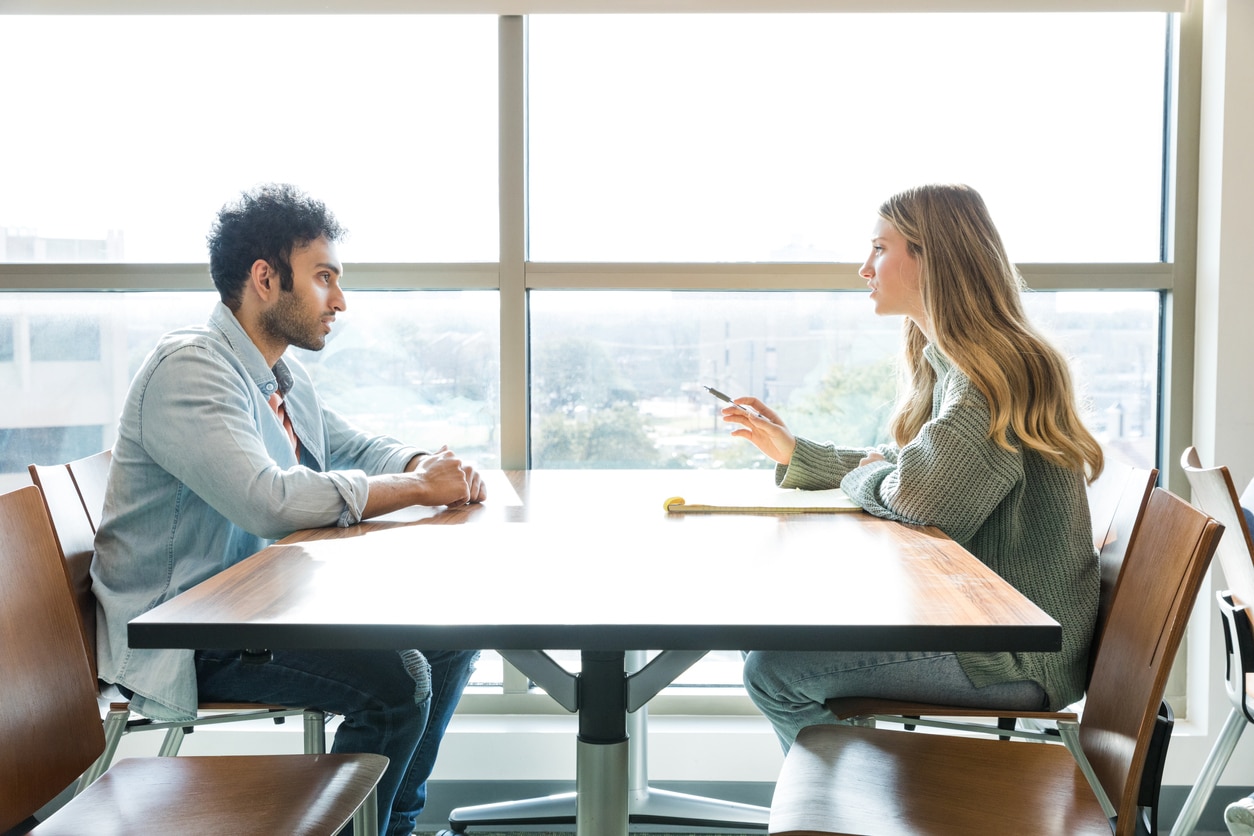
xmin=398 ymin=649 xmax=432 ymax=703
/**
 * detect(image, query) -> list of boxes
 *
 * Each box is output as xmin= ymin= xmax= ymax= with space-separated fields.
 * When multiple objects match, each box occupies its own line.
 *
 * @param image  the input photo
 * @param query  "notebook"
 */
xmin=663 ymin=486 xmax=859 ymax=514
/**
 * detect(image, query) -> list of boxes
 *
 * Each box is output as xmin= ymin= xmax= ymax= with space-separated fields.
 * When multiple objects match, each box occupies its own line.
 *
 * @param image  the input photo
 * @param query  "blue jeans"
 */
xmin=195 ymin=647 xmax=478 ymax=836
xmin=742 ymin=649 xmax=1047 ymax=751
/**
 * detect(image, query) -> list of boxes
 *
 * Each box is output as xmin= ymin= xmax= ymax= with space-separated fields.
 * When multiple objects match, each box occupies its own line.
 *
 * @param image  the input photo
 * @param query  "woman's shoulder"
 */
xmin=932 ymin=359 xmax=991 ymax=418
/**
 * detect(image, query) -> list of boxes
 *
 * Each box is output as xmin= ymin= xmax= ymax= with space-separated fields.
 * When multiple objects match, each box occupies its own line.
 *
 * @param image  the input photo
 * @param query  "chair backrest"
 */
xmin=28 ymin=461 xmax=101 ymax=681
xmin=0 ymin=486 xmax=106 ymax=834
xmin=1088 ymin=460 xmax=1133 ymax=551
xmin=1086 ymin=463 xmax=1158 ymax=684
xmin=1180 ymin=446 xmax=1254 ymax=605
xmin=1079 ymin=487 xmax=1221 ymax=835
xmin=67 ymin=448 xmax=112 ymax=533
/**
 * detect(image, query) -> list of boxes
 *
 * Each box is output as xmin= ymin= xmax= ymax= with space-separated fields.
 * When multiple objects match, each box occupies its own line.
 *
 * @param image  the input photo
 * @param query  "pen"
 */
xmin=704 ymin=385 xmax=761 ymax=417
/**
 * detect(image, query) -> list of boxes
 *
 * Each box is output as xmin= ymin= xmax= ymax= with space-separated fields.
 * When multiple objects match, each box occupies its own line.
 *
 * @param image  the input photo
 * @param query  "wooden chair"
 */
xmin=767 ymin=487 xmax=1222 ymax=836
xmin=821 ymin=463 xmax=1171 ymax=831
xmin=0 ymin=484 xmax=386 ymax=836
xmin=28 ymin=455 xmax=327 ymax=793
xmin=824 ymin=469 xmax=1159 ymax=736
xmin=830 ymin=462 xmax=1154 ymax=712
xmin=65 ymin=449 xmax=111 ymax=532
xmin=1169 ymin=447 xmax=1254 ymax=836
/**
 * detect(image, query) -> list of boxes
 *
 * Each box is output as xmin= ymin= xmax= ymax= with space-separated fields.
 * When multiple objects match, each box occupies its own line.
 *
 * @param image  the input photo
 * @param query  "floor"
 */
xmin=421 ymin=832 xmax=1228 ymax=836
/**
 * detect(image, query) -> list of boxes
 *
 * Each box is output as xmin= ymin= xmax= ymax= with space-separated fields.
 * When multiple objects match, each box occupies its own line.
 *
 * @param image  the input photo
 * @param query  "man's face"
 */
xmin=259 ymin=235 xmax=346 ymax=352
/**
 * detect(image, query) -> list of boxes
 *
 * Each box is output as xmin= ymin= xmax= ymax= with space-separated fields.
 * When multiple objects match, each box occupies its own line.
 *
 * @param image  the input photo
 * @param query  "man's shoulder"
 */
xmin=141 ymin=325 xmax=221 ymax=364
xmin=152 ymin=320 xmax=220 ymax=349
xmin=135 ymin=324 xmax=244 ymax=387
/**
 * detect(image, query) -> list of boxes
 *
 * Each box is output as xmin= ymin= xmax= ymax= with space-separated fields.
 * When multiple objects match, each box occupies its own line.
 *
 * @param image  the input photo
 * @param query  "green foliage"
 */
xmin=531 ymin=337 xmax=662 ymax=466
xmin=532 ymin=337 xmax=635 ymax=415
xmin=786 ymin=356 xmax=898 ymax=448
xmin=534 ymin=405 xmax=662 ymax=468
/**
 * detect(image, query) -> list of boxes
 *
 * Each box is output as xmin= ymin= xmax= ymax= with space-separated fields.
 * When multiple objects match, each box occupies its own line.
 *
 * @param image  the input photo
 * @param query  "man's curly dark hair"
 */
xmin=207 ymin=183 xmax=346 ymax=309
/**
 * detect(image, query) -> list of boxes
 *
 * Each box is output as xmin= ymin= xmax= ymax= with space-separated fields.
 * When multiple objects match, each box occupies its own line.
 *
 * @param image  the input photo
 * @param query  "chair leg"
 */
xmin=1058 ymin=719 xmax=1117 ymax=819
xmin=997 ymin=716 xmax=1017 ymax=741
xmin=1170 ymin=707 xmax=1248 ymax=836
xmin=353 ymin=784 xmax=380 ymax=835
xmin=304 ymin=709 xmax=327 ymax=754
xmin=77 ymin=707 xmax=130 ymax=793
xmin=158 ymin=726 xmax=187 ymax=757
xmin=1139 ymin=701 xmax=1174 ymax=836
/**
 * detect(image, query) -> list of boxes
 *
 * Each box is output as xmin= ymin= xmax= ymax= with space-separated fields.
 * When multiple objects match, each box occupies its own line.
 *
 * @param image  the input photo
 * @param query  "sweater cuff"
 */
xmin=777 ymin=436 xmax=849 ymax=490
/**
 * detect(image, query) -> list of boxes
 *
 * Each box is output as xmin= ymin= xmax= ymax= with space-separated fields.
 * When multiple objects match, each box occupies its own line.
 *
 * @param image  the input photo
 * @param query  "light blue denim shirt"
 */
xmin=92 ymin=303 xmax=423 ymax=721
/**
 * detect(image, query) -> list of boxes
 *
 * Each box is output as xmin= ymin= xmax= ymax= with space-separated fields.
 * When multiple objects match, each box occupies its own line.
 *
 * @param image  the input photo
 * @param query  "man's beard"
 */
xmin=260 ymin=291 xmax=328 ymax=352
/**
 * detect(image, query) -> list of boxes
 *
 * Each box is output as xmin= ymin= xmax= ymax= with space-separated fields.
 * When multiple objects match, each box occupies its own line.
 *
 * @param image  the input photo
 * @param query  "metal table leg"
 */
xmin=446 ymin=649 xmax=768 ymax=834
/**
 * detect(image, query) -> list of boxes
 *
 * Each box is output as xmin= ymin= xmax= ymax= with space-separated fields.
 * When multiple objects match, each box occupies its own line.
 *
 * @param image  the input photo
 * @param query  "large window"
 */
xmin=0 ymin=9 xmax=1182 ymax=704
xmin=530 ymin=290 xmax=1160 ymax=472
xmin=0 ymin=16 xmax=498 ymax=264
xmin=0 ymin=292 xmax=501 ymax=494
xmin=529 ymin=14 xmax=1167 ymax=263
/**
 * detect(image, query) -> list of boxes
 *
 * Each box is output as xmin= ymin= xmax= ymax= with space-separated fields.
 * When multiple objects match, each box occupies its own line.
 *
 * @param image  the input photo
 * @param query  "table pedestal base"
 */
xmin=447 ymin=784 xmax=770 ymax=834
xmin=447 ymin=650 xmax=769 ymax=835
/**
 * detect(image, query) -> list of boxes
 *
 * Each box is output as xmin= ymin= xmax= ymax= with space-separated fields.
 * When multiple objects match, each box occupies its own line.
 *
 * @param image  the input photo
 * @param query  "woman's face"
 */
xmin=859 ymin=217 xmax=925 ymax=326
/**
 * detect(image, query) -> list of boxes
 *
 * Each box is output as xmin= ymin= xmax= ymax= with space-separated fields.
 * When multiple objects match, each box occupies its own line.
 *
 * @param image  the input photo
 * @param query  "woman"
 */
xmin=725 ymin=184 xmax=1103 ymax=750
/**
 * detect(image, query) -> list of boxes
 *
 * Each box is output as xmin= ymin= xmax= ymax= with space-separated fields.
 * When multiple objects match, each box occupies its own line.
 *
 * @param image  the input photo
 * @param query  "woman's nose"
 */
xmin=859 ymin=259 xmax=874 ymax=280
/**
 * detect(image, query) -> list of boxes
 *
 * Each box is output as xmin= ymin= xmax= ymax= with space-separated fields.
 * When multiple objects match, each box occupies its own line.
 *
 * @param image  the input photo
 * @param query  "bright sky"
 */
xmin=1 ymin=12 xmax=1166 ymax=264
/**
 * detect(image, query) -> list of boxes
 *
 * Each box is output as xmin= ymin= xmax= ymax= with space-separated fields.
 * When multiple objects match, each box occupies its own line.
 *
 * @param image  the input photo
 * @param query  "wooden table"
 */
xmin=129 ymin=469 xmax=1061 ymax=836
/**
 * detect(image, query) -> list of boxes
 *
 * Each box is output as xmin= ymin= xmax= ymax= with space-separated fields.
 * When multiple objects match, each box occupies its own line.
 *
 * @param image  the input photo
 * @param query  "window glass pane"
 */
xmin=529 ymin=290 xmax=1160 ymax=473
xmin=0 ymin=17 xmax=498 ymax=264
xmin=31 ymin=316 xmax=101 ymax=361
xmin=0 ymin=291 xmax=501 ymax=486
xmin=291 ymin=291 xmax=502 ymax=468
xmin=0 ymin=317 xmax=13 ymax=362
xmin=529 ymin=13 xmax=1167 ymax=263
xmin=0 ymin=425 xmax=105 ymax=474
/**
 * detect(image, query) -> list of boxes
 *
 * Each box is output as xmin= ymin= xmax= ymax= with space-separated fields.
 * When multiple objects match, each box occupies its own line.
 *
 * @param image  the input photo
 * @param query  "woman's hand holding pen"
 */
xmin=721 ymin=397 xmax=797 ymax=465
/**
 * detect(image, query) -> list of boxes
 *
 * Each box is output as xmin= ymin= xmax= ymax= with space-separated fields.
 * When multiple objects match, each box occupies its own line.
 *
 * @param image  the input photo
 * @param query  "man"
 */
xmin=92 ymin=183 xmax=485 ymax=836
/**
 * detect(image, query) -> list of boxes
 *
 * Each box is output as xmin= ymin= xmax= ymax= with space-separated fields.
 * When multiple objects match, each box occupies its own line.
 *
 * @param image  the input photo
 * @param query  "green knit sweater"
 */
xmin=776 ymin=344 xmax=1097 ymax=710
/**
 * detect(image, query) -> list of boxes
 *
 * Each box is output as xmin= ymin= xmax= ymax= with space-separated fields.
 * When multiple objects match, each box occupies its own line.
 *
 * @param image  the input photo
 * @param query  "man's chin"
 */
xmin=293 ymin=336 xmax=327 ymax=352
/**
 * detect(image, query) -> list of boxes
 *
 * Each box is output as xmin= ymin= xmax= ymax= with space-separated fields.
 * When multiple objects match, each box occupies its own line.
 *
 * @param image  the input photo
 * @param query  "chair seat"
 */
xmin=106 ymin=698 xmax=312 ymax=714
xmin=31 ymin=753 xmax=388 ymax=836
xmin=825 ymin=696 xmax=1077 ymax=723
xmin=769 ymin=725 xmax=1112 ymax=836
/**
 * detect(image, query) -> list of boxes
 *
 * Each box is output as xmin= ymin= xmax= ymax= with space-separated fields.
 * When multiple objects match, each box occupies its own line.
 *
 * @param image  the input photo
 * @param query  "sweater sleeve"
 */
xmin=775 ymin=437 xmax=898 ymax=491
xmin=840 ymin=368 xmax=1022 ymax=542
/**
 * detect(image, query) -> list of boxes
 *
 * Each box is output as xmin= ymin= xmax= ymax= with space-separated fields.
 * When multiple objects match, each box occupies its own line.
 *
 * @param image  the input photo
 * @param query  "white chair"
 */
xmin=1169 ymin=446 xmax=1254 ymax=836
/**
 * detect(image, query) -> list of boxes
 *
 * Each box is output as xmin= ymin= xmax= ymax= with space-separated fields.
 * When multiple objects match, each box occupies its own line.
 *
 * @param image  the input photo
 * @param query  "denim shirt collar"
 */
xmin=207 ymin=301 xmax=292 ymax=400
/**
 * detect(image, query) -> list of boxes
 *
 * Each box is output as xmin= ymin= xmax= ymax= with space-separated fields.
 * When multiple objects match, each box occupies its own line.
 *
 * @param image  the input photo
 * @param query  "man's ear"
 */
xmin=249 ymin=259 xmax=278 ymax=302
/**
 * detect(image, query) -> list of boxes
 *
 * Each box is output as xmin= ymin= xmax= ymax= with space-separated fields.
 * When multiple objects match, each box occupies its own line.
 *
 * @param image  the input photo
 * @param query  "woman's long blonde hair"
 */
xmin=883 ymin=184 xmax=1103 ymax=482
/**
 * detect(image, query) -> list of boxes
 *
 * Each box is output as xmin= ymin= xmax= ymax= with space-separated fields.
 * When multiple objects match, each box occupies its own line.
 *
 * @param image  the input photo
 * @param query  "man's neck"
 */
xmin=233 ymin=309 xmax=287 ymax=368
